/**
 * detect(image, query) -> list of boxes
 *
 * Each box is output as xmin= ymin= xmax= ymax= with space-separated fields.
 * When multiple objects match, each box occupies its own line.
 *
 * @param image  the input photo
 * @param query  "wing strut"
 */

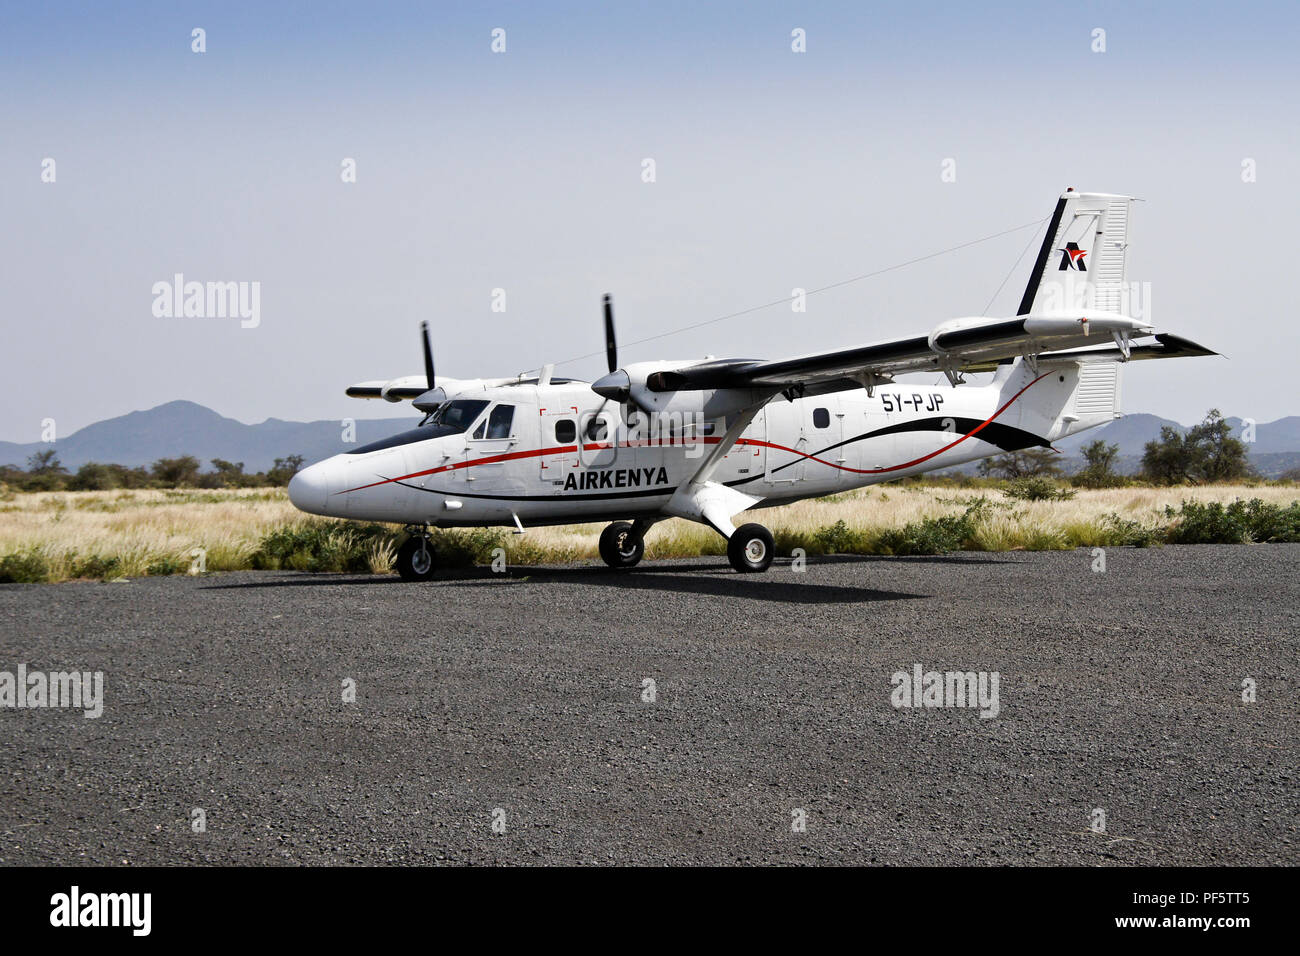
xmin=661 ymin=399 xmax=773 ymax=537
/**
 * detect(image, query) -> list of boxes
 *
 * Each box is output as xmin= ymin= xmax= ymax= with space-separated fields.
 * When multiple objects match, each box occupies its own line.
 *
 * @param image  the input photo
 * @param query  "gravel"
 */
xmin=1 ymin=544 xmax=1296 ymax=865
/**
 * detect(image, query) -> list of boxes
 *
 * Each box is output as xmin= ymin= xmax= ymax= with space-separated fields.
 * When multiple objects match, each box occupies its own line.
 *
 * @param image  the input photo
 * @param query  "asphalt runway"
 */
xmin=2 ymin=545 xmax=1296 ymax=866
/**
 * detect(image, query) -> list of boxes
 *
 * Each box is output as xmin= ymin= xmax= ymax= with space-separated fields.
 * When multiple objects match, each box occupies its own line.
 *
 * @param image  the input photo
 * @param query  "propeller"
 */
xmin=420 ymin=320 xmax=435 ymax=390
xmin=592 ymin=294 xmax=632 ymax=402
xmin=603 ymin=294 xmax=617 ymax=373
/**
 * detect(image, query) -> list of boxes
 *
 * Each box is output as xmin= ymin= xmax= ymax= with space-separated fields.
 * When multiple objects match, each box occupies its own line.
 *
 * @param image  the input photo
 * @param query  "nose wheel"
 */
xmin=599 ymin=521 xmax=646 ymax=569
xmin=397 ymin=534 xmax=437 ymax=581
xmin=727 ymin=523 xmax=775 ymax=573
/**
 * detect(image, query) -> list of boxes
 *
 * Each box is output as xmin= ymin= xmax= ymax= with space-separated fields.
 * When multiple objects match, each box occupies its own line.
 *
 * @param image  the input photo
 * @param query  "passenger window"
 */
xmin=486 ymin=404 xmax=514 ymax=439
xmin=585 ymin=417 xmax=608 ymax=442
xmin=555 ymin=419 xmax=576 ymax=443
xmin=813 ymin=407 xmax=830 ymax=429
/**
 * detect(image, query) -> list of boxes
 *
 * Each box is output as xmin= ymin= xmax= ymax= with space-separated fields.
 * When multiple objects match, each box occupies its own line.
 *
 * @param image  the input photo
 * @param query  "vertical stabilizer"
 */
xmin=1018 ymin=189 xmax=1134 ymax=316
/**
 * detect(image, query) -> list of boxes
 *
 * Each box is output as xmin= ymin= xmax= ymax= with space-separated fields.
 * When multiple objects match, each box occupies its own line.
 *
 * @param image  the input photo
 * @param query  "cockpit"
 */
xmin=348 ymin=399 xmax=513 ymax=455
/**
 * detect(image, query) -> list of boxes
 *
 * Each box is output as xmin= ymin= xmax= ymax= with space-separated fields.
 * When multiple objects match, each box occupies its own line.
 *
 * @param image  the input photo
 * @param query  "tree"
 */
xmin=1072 ymin=440 xmax=1124 ymax=488
xmin=150 ymin=455 xmax=202 ymax=487
xmin=210 ymin=458 xmax=247 ymax=488
xmin=266 ymin=454 xmax=305 ymax=487
xmin=1140 ymin=409 xmax=1251 ymax=485
xmin=26 ymin=449 xmax=66 ymax=475
xmin=1189 ymin=409 xmax=1251 ymax=482
xmin=977 ymin=447 xmax=1062 ymax=480
xmin=69 ymin=462 xmax=118 ymax=491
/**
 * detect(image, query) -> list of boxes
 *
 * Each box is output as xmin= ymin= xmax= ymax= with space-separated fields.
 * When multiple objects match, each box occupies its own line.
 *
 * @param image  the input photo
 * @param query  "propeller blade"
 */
xmin=603 ymin=294 xmax=617 ymax=374
xmin=420 ymin=321 xmax=435 ymax=390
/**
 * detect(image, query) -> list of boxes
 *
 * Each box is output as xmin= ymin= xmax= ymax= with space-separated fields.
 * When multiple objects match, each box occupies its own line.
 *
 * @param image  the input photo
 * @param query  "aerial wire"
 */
xmin=551 ymin=214 xmax=1051 ymax=370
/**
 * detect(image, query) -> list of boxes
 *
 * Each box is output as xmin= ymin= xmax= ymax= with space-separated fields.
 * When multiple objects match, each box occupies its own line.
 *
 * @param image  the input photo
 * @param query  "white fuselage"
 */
xmin=288 ymin=359 xmax=1110 ymax=528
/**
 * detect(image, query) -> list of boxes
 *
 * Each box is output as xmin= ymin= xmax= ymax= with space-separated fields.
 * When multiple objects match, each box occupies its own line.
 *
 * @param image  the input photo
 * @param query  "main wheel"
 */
xmin=727 ymin=523 xmax=775 ymax=573
xmin=599 ymin=521 xmax=645 ymax=569
xmin=397 ymin=536 xmax=437 ymax=581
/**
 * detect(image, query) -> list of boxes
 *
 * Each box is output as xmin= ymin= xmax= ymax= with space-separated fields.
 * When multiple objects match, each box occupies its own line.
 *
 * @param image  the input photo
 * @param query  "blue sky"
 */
xmin=2 ymin=1 xmax=1297 ymax=440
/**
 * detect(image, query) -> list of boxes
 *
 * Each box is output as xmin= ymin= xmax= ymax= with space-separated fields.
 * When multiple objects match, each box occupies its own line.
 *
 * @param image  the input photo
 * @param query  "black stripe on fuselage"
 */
xmin=387 ymin=418 xmax=1046 ymax=502
xmin=726 ymin=417 xmax=1048 ymax=487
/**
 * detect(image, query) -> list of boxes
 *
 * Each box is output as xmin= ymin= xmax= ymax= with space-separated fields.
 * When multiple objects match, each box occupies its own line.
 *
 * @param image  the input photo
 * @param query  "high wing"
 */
xmin=636 ymin=316 xmax=1216 ymax=396
xmin=614 ymin=190 xmax=1215 ymax=399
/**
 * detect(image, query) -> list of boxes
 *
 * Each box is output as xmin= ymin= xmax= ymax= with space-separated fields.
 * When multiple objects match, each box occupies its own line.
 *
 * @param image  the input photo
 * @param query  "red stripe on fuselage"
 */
xmin=334 ymin=373 xmax=1049 ymax=494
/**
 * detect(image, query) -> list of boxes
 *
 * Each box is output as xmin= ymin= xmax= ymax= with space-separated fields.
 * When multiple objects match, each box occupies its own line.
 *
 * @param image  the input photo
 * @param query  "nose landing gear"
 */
xmin=396 ymin=529 xmax=437 ymax=581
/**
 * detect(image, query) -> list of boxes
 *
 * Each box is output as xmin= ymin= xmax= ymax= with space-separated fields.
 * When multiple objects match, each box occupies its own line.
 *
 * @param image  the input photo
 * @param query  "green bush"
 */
xmin=876 ymin=501 xmax=988 ymax=555
xmin=253 ymin=521 xmax=401 ymax=572
xmin=1100 ymin=514 xmax=1162 ymax=548
xmin=0 ymin=550 xmax=51 ymax=583
xmin=812 ymin=519 xmax=863 ymax=554
xmin=1166 ymin=498 xmax=1300 ymax=544
xmin=1004 ymin=476 xmax=1076 ymax=502
xmin=70 ymin=554 xmax=122 ymax=580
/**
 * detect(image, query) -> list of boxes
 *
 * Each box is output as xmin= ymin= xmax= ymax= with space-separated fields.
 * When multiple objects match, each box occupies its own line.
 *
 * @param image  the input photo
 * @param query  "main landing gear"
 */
xmin=726 ymin=522 xmax=775 ymax=573
xmin=598 ymin=519 xmax=776 ymax=573
xmin=396 ymin=529 xmax=437 ymax=581
xmin=598 ymin=521 xmax=646 ymax=569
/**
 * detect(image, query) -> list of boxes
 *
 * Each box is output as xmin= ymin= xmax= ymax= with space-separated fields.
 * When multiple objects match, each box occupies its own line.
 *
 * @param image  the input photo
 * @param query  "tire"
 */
xmin=397 ymin=536 xmax=437 ymax=581
xmin=598 ymin=521 xmax=645 ymax=569
xmin=727 ymin=523 xmax=775 ymax=573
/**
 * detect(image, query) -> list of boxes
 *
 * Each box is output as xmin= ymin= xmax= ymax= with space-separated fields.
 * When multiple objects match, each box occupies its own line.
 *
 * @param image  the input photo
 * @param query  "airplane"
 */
xmin=288 ymin=189 xmax=1216 ymax=580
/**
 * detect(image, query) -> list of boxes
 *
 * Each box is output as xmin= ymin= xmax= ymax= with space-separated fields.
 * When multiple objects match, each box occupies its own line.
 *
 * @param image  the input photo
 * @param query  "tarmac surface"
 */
xmin=1 ymin=545 xmax=1297 ymax=865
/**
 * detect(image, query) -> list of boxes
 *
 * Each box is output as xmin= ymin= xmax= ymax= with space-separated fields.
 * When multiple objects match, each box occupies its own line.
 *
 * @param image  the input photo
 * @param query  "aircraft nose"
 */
xmin=287 ymin=462 xmax=332 ymax=515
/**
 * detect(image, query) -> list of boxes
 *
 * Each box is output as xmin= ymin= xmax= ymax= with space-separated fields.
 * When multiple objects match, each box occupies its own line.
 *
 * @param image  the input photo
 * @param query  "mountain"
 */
xmin=0 ymin=401 xmax=418 ymax=473
xmin=1054 ymin=413 xmax=1185 ymax=456
xmin=1053 ymin=414 xmax=1300 ymax=476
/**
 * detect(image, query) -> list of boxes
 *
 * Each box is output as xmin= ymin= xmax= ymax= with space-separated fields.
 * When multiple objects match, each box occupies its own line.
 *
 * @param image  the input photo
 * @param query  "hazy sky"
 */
xmin=2 ymin=0 xmax=1297 ymax=442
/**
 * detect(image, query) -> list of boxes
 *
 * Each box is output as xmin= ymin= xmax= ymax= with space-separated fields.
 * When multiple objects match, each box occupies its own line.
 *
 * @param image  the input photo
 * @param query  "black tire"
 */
xmin=727 ymin=523 xmax=775 ymax=573
xmin=598 ymin=521 xmax=645 ymax=569
xmin=397 ymin=536 xmax=437 ymax=581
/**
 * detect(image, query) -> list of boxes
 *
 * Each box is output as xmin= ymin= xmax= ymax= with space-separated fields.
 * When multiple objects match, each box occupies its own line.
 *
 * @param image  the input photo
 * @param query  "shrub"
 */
xmin=253 ymin=520 xmax=400 ymax=572
xmin=1004 ymin=476 xmax=1076 ymax=502
xmin=0 ymin=550 xmax=51 ymax=583
xmin=813 ymin=519 xmax=862 ymax=554
xmin=875 ymin=501 xmax=988 ymax=555
xmin=70 ymin=554 xmax=122 ymax=580
xmin=1166 ymin=498 xmax=1300 ymax=544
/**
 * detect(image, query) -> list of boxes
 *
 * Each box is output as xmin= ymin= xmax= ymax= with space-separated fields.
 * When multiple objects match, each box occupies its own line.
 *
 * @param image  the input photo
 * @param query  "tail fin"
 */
xmin=1018 ymin=189 xmax=1133 ymax=316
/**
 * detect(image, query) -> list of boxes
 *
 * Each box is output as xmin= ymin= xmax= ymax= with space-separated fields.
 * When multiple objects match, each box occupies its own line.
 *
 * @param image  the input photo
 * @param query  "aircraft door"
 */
xmin=764 ymin=401 xmax=806 ymax=484
xmin=539 ymin=403 xmax=579 ymax=488
xmin=464 ymin=403 xmax=516 ymax=485
xmin=806 ymin=402 xmax=845 ymax=487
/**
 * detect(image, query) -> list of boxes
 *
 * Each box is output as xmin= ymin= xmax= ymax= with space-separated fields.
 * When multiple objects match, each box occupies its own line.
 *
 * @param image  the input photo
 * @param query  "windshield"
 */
xmin=348 ymin=399 xmax=490 ymax=455
xmin=431 ymin=400 xmax=489 ymax=432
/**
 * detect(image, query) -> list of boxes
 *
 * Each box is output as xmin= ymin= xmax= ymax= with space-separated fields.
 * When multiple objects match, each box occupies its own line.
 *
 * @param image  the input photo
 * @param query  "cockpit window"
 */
xmin=486 ymin=404 xmax=514 ymax=439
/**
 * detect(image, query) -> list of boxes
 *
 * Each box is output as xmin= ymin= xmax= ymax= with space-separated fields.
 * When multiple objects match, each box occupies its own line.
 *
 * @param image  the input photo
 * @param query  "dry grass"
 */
xmin=1 ymin=483 xmax=1296 ymax=582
